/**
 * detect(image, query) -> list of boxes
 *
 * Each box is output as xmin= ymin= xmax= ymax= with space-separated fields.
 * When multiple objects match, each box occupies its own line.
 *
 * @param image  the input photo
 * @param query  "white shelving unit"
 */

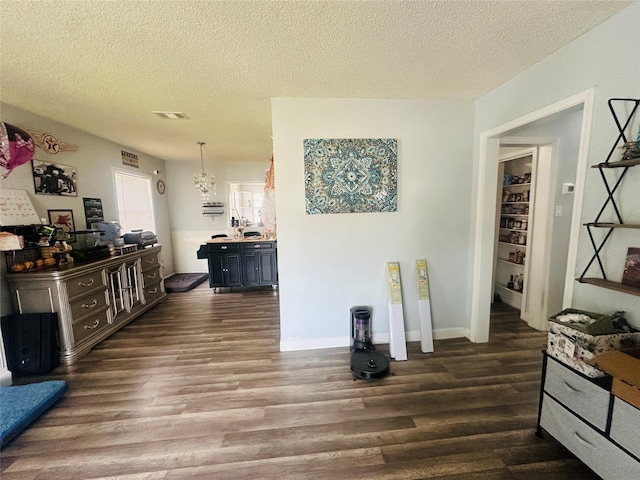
xmin=494 ymin=151 xmax=537 ymax=311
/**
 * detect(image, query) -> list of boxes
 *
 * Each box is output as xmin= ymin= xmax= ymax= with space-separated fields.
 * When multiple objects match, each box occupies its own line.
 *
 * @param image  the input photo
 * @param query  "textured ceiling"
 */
xmin=0 ymin=0 xmax=632 ymax=165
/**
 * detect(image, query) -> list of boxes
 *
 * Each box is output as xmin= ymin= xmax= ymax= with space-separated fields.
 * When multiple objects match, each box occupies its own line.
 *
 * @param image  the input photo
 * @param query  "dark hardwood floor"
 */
xmin=1 ymin=285 xmax=600 ymax=479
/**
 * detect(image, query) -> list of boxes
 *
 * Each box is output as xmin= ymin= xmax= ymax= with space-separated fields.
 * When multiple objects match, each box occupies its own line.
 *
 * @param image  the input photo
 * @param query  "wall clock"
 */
xmin=156 ymin=179 xmax=166 ymax=195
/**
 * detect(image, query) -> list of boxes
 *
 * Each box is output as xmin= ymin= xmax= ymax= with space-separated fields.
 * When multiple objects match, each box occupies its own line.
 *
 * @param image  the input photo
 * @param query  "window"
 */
xmin=114 ymin=170 xmax=156 ymax=233
xmin=228 ymin=182 xmax=265 ymax=227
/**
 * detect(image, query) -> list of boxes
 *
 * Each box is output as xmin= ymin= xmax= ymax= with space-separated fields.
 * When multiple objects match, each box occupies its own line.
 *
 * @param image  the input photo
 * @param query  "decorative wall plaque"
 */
xmin=26 ymin=130 xmax=77 ymax=154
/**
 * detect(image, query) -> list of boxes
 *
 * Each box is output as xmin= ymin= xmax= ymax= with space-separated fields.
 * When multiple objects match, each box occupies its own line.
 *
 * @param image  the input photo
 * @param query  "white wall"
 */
xmin=165 ymin=158 xmax=270 ymax=273
xmin=272 ymin=98 xmax=474 ymax=350
xmin=474 ymin=2 xmax=640 ymax=325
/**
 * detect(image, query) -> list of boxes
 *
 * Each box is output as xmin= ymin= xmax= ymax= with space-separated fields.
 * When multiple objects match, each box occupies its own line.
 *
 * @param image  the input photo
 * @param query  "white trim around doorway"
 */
xmin=469 ymin=88 xmax=595 ymax=343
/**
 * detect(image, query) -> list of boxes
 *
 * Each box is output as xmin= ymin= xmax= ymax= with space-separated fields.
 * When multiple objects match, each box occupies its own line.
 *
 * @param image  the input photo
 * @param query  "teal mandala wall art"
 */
xmin=303 ymin=138 xmax=398 ymax=214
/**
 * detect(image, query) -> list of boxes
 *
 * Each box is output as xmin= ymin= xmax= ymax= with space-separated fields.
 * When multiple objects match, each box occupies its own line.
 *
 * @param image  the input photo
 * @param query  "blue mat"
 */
xmin=0 ymin=380 xmax=68 ymax=448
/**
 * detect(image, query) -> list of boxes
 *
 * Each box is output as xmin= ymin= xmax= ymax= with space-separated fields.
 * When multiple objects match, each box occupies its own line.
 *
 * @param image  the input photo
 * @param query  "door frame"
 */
xmin=469 ymin=88 xmax=595 ymax=343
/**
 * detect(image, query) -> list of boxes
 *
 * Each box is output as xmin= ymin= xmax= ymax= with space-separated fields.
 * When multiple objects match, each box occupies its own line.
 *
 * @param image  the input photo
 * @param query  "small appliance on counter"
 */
xmin=350 ymin=306 xmax=390 ymax=380
xmin=97 ymin=221 xmax=124 ymax=246
xmin=123 ymin=229 xmax=158 ymax=249
xmin=67 ymin=230 xmax=111 ymax=261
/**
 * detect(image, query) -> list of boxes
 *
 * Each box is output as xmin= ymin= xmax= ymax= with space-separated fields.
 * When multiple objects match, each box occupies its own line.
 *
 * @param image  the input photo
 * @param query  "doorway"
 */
xmin=493 ymin=148 xmax=538 ymax=320
xmin=470 ymin=89 xmax=595 ymax=343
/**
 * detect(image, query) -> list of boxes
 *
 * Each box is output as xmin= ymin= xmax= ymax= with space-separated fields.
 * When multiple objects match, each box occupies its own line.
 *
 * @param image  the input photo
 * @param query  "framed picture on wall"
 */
xmin=32 ymin=159 xmax=78 ymax=196
xmin=622 ymin=247 xmax=640 ymax=287
xmin=48 ymin=209 xmax=75 ymax=234
xmin=83 ymin=197 xmax=104 ymax=229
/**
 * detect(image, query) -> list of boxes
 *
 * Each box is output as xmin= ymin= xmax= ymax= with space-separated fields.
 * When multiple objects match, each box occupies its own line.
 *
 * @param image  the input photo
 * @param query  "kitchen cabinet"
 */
xmin=578 ymin=97 xmax=640 ymax=297
xmin=536 ymin=353 xmax=640 ymax=479
xmin=6 ymin=246 xmax=167 ymax=365
xmin=201 ymin=242 xmax=242 ymax=287
xmin=197 ymin=239 xmax=277 ymax=289
xmin=494 ymin=150 xmax=536 ymax=311
xmin=241 ymin=241 xmax=278 ymax=286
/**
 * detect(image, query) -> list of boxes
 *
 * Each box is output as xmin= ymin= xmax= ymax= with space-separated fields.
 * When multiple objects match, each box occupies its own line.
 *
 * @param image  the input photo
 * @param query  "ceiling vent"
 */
xmin=152 ymin=111 xmax=190 ymax=120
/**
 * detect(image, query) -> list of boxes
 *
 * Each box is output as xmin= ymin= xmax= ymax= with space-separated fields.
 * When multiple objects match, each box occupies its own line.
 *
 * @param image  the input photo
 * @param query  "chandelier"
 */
xmin=193 ymin=141 xmax=216 ymax=201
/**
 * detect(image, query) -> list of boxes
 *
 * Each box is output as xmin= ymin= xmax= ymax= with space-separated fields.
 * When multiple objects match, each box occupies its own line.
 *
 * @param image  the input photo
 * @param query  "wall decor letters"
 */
xmin=121 ymin=150 xmax=139 ymax=168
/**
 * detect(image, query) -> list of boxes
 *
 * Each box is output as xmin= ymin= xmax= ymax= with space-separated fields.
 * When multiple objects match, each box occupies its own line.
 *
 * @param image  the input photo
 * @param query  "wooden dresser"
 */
xmin=5 ymin=246 xmax=167 ymax=365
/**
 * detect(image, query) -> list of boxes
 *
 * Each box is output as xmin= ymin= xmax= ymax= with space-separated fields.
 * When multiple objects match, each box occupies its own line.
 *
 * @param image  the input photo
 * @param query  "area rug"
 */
xmin=164 ymin=273 xmax=208 ymax=293
xmin=1 ymin=380 xmax=68 ymax=448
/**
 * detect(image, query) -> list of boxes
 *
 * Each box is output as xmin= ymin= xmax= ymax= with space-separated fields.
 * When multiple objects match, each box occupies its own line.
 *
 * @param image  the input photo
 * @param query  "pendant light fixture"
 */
xmin=193 ymin=141 xmax=216 ymax=201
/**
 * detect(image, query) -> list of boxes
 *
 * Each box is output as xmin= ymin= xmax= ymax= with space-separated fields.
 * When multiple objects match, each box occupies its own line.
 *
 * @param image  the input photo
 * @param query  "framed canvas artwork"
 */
xmin=303 ymin=138 xmax=397 ymax=215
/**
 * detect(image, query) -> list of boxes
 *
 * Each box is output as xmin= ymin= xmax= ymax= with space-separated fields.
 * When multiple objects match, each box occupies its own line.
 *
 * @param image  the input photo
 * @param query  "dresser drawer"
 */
xmin=544 ymin=357 xmax=611 ymax=431
xmin=72 ymin=306 xmax=110 ymax=345
xmin=69 ymin=289 xmax=109 ymax=321
xmin=241 ymin=241 xmax=275 ymax=251
xmin=207 ymin=242 xmax=241 ymax=253
xmin=139 ymin=251 xmax=161 ymax=272
xmin=610 ymin=397 xmax=640 ymax=460
xmin=141 ymin=266 xmax=161 ymax=286
xmin=142 ymin=280 xmax=164 ymax=304
xmin=541 ymin=394 xmax=640 ymax=479
xmin=65 ymin=270 xmax=106 ymax=299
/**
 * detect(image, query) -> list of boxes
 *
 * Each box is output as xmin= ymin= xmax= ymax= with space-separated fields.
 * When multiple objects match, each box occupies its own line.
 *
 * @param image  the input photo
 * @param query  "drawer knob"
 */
xmin=221 ymin=246 xmax=228 ymax=250
xmin=78 ymin=278 xmax=95 ymax=287
xmin=84 ymin=319 xmax=101 ymax=330
xmin=254 ymin=245 xmax=261 ymax=248
xmin=148 ymin=288 xmax=158 ymax=294
xmin=147 ymin=273 xmax=157 ymax=279
xmin=82 ymin=299 xmax=99 ymax=309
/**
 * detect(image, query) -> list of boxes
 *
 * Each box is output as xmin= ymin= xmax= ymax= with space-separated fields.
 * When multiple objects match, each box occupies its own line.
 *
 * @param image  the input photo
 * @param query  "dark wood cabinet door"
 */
xmin=258 ymin=251 xmax=277 ymax=285
xmin=225 ymin=253 xmax=243 ymax=286
xmin=242 ymin=252 xmax=259 ymax=286
xmin=207 ymin=254 xmax=225 ymax=287
xmin=242 ymin=251 xmax=277 ymax=286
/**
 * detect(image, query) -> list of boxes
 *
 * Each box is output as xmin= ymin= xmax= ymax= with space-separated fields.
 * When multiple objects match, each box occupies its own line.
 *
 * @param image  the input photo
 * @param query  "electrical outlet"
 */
xmin=555 ymin=205 xmax=563 ymax=216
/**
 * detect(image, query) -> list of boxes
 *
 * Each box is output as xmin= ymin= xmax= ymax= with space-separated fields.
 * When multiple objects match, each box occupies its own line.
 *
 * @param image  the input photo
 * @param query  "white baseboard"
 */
xmin=436 ymin=327 xmax=471 ymax=340
xmin=280 ymin=327 xmax=469 ymax=352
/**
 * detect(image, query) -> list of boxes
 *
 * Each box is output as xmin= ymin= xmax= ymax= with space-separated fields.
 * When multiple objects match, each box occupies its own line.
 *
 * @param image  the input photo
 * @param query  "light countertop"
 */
xmin=205 ymin=236 xmax=276 ymax=244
